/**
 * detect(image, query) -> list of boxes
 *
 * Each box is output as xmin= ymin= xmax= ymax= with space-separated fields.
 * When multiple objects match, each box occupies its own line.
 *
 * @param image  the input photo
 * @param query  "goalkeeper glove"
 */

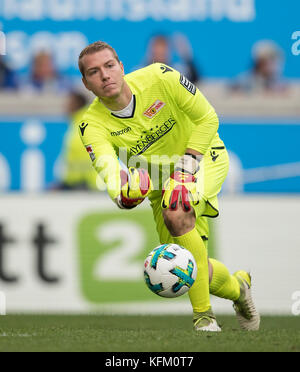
xmin=117 ymin=167 xmax=152 ymax=209
xmin=162 ymin=154 xmax=203 ymax=212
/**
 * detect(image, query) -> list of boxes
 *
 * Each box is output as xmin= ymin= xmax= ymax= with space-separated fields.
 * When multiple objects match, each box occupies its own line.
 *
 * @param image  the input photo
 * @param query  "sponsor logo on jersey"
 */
xmin=180 ymin=74 xmax=196 ymax=95
xmin=130 ymin=117 xmax=176 ymax=156
xmin=160 ymin=65 xmax=173 ymax=74
xmin=111 ymin=127 xmax=132 ymax=136
xmin=143 ymin=100 xmax=165 ymax=119
xmin=80 ymin=122 xmax=88 ymax=136
xmin=210 ymin=150 xmax=219 ymax=162
xmin=85 ymin=145 xmax=96 ymax=161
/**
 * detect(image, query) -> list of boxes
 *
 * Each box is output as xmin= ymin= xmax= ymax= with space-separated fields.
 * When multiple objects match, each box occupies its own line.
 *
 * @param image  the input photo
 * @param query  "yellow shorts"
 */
xmin=149 ymin=147 xmax=229 ymax=247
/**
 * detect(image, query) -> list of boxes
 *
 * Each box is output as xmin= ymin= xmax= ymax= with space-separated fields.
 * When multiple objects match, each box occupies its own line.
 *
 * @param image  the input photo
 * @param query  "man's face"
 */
xmin=81 ymin=49 xmax=125 ymax=99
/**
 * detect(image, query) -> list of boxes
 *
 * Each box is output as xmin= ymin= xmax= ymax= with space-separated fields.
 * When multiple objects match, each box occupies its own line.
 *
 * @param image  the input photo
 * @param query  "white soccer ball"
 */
xmin=143 ymin=243 xmax=197 ymax=298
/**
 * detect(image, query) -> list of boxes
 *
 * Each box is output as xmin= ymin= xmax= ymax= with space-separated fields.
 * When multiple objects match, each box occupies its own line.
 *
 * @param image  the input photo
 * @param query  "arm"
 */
xmin=78 ymin=120 xmax=152 ymax=209
xmin=159 ymin=66 xmax=218 ymax=211
xmin=160 ymin=64 xmax=219 ymax=156
xmin=78 ymin=121 xmax=122 ymax=202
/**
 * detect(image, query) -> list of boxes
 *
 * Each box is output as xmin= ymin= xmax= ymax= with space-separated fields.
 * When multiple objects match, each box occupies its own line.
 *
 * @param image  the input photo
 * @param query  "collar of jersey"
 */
xmin=110 ymin=95 xmax=136 ymax=119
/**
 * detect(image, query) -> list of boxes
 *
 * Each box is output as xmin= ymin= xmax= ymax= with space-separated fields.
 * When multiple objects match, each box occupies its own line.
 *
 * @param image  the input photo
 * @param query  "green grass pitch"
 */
xmin=0 ymin=315 xmax=299 ymax=352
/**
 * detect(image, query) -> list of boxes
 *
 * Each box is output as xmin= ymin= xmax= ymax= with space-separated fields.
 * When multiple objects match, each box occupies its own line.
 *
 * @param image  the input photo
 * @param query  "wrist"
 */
xmin=175 ymin=154 xmax=203 ymax=175
xmin=115 ymin=195 xmax=140 ymax=210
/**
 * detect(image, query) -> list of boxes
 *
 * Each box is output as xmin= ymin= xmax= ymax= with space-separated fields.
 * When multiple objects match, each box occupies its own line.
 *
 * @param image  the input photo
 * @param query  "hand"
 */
xmin=120 ymin=167 xmax=152 ymax=209
xmin=161 ymin=170 xmax=202 ymax=212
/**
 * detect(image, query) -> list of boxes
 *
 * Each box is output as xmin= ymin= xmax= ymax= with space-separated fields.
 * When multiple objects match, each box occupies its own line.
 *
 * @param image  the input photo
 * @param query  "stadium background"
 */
xmin=0 ymin=0 xmax=300 ymax=317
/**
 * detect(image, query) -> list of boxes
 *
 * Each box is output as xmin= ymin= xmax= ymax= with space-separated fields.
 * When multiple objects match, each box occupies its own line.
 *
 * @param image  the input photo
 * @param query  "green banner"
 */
xmin=77 ymin=208 xmax=216 ymax=304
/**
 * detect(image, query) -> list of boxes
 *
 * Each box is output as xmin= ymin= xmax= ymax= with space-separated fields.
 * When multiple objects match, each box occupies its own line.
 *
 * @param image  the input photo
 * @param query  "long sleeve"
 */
xmin=160 ymin=66 xmax=219 ymax=155
xmin=78 ymin=120 xmax=122 ymax=201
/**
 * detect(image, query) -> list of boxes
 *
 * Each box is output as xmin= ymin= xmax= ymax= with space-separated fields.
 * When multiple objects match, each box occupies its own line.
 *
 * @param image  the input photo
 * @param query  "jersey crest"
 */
xmin=143 ymin=100 xmax=165 ymax=119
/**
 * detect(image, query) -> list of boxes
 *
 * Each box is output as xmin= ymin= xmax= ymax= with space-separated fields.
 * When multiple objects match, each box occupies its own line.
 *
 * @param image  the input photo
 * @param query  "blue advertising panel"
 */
xmin=0 ymin=0 xmax=299 ymax=79
xmin=0 ymin=117 xmax=68 ymax=191
xmin=0 ymin=116 xmax=299 ymax=193
xmin=219 ymin=121 xmax=300 ymax=193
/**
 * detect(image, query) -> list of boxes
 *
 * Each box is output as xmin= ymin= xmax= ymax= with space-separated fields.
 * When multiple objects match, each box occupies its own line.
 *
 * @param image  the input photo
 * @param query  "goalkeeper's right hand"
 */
xmin=117 ymin=167 xmax=152 ymax=209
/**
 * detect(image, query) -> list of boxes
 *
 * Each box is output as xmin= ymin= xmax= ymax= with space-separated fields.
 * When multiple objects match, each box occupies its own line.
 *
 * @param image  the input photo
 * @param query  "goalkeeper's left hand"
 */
xmin=161 ymin=154 xmax=203 ymax=212
xmin=118 ymin=167 xmax=152 ymax=209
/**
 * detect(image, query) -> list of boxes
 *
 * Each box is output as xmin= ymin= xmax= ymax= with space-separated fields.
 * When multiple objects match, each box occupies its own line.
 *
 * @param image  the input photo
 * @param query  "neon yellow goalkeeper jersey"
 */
xmin=79 ymin=63 xmax=224 ymax=201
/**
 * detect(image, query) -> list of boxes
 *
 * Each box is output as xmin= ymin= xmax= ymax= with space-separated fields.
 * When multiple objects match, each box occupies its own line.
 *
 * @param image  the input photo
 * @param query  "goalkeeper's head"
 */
xmin=78 ymin=41 xmax=127 ymax=100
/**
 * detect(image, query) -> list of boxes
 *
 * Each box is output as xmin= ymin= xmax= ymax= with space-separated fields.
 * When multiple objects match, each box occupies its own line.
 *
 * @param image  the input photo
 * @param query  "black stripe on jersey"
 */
xmin=211 ymin=146 xmax=225 ymax=150
xmin=202 ymin=200 xmax=219 ymax=218
xmin=180 ymin=74 xmax=196 ymax=95
xmin=111 ymin=95 xmax=136 ymax=119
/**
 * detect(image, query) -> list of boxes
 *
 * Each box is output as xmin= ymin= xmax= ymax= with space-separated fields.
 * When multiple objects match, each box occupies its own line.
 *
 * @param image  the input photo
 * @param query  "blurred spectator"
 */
xmin=230 ymin=40 xmax=288 ymax=94
xmin=0 ymin=55 xmax=18 ymax=90
xmin=54 ymin=91 xmax=98 ymax=191
xmin=142 ymin=33 xmax=201 ymax=84
xmin=25 ymin=51 xmax=70 ymax=94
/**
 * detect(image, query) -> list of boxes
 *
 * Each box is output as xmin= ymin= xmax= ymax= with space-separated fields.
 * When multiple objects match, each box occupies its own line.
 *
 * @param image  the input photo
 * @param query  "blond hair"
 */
xmin=78 ymin=41 xmax=120 ymax=77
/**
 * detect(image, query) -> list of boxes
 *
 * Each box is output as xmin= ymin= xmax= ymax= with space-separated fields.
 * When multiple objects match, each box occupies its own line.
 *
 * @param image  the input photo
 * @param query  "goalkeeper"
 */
xmin=77 ymin=41 xmax=260 ymax=332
